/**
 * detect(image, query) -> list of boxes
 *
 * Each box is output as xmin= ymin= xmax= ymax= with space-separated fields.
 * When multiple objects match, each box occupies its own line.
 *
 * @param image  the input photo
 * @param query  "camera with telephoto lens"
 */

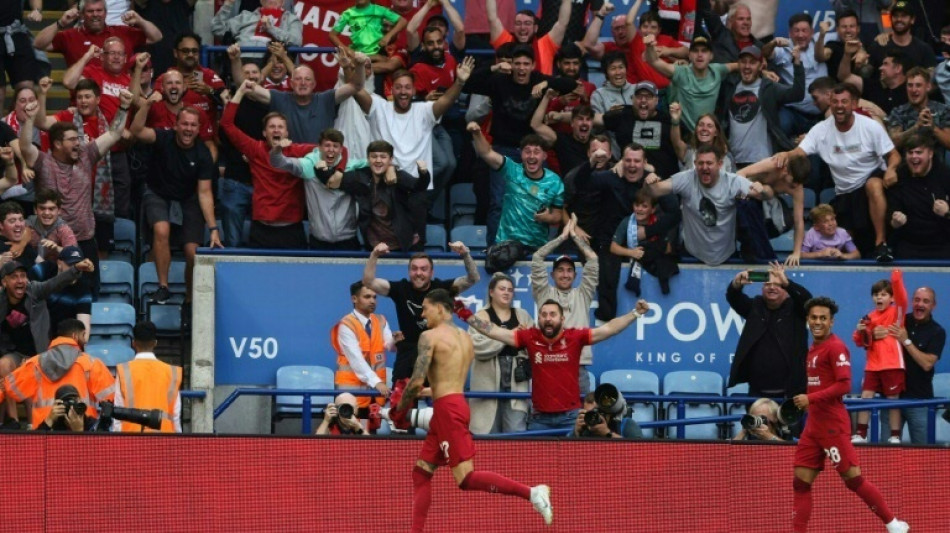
xmin=741 ymin=414 xmax=769 ymax=431
xmin=61 ymin=397 xmax=87 ymax=417
xmin=336 ymin=403 xmax=355 ymax=420
xmin=583 ymin=408 xmax=603 ymax=427
xmin=584 ymin=383 xmax=628 ymax=429
xmin=99 ymin=401 xmax=163 ymax=431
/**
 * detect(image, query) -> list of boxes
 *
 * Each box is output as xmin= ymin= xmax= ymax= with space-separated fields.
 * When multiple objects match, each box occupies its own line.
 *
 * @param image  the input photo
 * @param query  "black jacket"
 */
xmin=716 ymin=63 xmax=806 ymax=154
xmin=726 ymin=279 xmax=812 ymax=395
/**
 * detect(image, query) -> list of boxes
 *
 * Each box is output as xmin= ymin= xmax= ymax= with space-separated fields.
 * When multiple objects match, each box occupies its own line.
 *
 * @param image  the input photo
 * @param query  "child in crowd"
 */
xmin=329 ymin=0 xmax=407 ymax=59
xmin=852 ymin=269 xmax=907 ymax=444
xmin=610 ymin=189 xmax=679 ymax=295
xmin=260 ymin=41 xmax=293 ymax=91
xmin=801 ymin=204 xmax=861 ymax=260
xmin=28 ymin=189 xmax=77 ymax=266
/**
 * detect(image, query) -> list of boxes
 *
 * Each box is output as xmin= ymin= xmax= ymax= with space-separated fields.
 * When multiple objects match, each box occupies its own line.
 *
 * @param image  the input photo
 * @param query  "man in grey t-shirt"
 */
xmin=647 ymin=144 xmax=763 ymax=265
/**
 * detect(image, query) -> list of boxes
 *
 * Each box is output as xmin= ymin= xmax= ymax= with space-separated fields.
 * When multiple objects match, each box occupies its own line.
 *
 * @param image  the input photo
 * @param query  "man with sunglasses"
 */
xmin=646 ymin=143 xmax=763 ymax=265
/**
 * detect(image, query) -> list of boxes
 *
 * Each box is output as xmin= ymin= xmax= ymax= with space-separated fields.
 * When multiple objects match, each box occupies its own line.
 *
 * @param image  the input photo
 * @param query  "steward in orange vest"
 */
xmin=0 ymin=319 xmax=115 ymax=429
xmin=331 ymin=282 xmax=396 ymax=411
xmin=114 ymin=321 xmax=182 ymax=432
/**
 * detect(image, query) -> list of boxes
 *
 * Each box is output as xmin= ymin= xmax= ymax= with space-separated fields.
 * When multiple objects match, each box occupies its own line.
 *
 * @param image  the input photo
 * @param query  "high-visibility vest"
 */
xmin=331 ymin=313 xmax=387 ymax=408
xmin=115 ymin=358 xmax=182 ymax=433
xmin=0 ymin=337 xmax=115 ymax=428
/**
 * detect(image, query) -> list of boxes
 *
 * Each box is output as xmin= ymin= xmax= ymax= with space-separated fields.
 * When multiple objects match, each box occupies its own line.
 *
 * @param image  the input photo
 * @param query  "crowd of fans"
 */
xmin=0 ymin=0 xmax=949 ymax=433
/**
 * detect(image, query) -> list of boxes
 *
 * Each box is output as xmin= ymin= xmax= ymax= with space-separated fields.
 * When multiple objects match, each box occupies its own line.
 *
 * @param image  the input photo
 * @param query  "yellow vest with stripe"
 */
xmin=331 ymin=313 xmax=387 ymax=408
xmin=115 ymin=358 xmax=182 ymax=433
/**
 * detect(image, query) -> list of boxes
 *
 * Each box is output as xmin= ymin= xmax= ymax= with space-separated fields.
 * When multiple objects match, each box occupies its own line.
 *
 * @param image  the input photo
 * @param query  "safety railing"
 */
xmin=199 ymin=45 xmax=498 ymax=69
xmin=212 ymin=388 xmax=950 ymax=442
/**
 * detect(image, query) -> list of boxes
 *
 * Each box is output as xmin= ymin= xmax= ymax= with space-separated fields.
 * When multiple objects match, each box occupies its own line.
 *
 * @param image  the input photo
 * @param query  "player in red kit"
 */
xmin=791 ymin=296 xmax=909 ymax=533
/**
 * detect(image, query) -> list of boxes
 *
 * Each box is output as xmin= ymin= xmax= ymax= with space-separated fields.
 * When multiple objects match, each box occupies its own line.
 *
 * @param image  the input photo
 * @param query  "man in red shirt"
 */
xmin=487 ymin=0 xmax=571 ymax=75
xmin=220 ymin=81 xmax=317 ymax=249
xmin=34 ymin=0 xmax=162 ymax=68
xmin=154 ymin=32 xmax=225 ymax=131
xmin=791 ymin=296 xmax=909 ymax=533
xmin=63 ymin=40 xmax=133 ymax=122
xmin=458 ymin=297 xmax=649 ymax=431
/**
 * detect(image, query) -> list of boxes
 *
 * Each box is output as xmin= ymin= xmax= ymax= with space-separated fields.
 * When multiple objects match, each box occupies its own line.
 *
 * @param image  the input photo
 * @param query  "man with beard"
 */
xmin=460 ymin=296 xmax=650 ymax=431
xmin=774 ymin=83 xmax=900 ymax=261
xmin=726 ymin=261 xmax=811 ymax=399
xmin=486 ymin=0 xmax=572 ymax=75
xmin=331 ymin=281 xmax=398 ymax=417
xmin=362 ymin=244 xmax=478 ymax=386
xmin=887 ymin=68 xmax=950 ymax=161
xmin=767 ymin=15 xmax=826 ymax=136
xmin=18 ymin=94 xmax=129 ymax=294
xmin=886 ymin=134 xmax=950 ymax=259
xmin=468 ymin=128 xmax=564 ymax=251
xmin=142 ymin=71 xmax=216 ymax=160
xmin=530 ymin=90 xmax=591 ymax=175
xmin=130 ymin=103 xmax=222 ymax=304
xmin=647 ymin=144 xmax=763 ymax=265
xmin=154 ymin=33 xmax=225 ymax=132
xmin=574 ymin=143 xmax=681 ymax=319
xmin=34 ymin=0 xmax=162 ymax=68
xmin=598 ymin=81 xmax=679 ymax=178
xmin=867 ymin=1 xmax=938 ymax=74
xmin=356 ymin=55 xmax=473 ymax=215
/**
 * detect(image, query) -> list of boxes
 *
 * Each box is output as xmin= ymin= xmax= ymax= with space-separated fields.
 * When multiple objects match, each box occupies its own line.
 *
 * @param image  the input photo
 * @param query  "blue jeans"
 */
xmin=487 ymin=145 xmax=522 ymax=246
xmin=902 ymin=406 xmax=929 ymax=444
xmin=579 ymin=366 xmax=591 ymax=396
xmin=431 ymin=125 xmax=457 ymax=195
xmin=528 ymin=408 xmax=579 ymax=432
xmin=218 ymin=178 xmax=253 ymax=247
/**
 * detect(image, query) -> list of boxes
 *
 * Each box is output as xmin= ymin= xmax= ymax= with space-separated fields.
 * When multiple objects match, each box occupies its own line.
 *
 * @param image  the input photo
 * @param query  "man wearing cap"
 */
xmin=646 ymin=34 xmax=738 ymax=133
xmin=719 ymin=44 xmax=805 ymax=168
xmin=46 ymin=246 xmax=95 ymax=338
xmin=868 ymin=1 xmax=938 ymax=74
xmin=1 ymin=318 xmax=113 ymax=430
xmin=113 ymin=321 xmax=182 ymax=433
xmin=530 ymin=215 xmax=599 ymax=395
xmin=598 ymin=80 xmax=679 ymax=178
xmin=697 ymin=0 xmax=764 ymax=64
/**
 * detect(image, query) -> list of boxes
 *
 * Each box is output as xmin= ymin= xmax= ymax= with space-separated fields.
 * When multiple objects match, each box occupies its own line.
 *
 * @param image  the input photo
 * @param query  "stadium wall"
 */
xmin=4 ymin=433 xmax=947 ymax=532
xmin=192 ymin=255 xmax=950 ymax=433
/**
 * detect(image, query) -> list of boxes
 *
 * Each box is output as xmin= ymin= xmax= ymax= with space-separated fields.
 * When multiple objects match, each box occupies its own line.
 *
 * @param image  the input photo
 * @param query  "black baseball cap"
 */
xmin=0 ymin=261 xmax=27 ymax=278
xmin=552 ymin=255 xmax=575 ymax=269
xmin=890 ymin=1 xmax=913 ymax=16
xmin=59 ymin=246 xmax=84 ymax=265
xmin=690 ymin=35 xmax=712 ymax=51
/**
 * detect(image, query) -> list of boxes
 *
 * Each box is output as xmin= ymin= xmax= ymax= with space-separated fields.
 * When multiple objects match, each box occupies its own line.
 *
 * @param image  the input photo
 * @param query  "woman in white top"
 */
xmin=468 ymin=273 xmax=533 ymax=435
xmin=670 ymin=105 xmax=736 ymax=173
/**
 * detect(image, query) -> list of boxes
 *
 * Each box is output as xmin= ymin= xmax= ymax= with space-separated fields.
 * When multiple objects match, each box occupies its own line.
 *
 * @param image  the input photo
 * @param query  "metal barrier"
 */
xmin=212 ymin=387 xmax=950 ymax=442
xmin=199 ymin=45 xmax=498 ymax=69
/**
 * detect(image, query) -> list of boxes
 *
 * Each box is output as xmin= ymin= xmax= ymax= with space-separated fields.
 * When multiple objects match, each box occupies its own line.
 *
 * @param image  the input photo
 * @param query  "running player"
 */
xmin=791 ymin=296 xmax=909 ymax=533
xmin=389 ymin=288 xmax=553 ymax=532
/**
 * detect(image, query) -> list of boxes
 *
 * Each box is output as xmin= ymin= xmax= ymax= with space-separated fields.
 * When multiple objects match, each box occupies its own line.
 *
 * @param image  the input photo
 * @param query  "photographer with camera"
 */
xmin=316 ymin=393 xmax=368 ymax=436
xmin=35 ymin=384 xmax=96 ymax=431
xmin=570 ymin=384 xmax=643 ymax=439
xmin=732 ymin=398 xmax=787 ymax=441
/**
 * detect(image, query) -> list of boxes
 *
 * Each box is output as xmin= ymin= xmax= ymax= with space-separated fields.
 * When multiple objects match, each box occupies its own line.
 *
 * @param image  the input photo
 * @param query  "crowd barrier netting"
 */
xmin=3 ymin=433 xmax=948 ymax=532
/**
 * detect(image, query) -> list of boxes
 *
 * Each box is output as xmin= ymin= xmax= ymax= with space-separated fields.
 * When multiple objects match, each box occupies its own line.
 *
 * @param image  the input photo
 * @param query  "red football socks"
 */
xmin=792 ymin=477 xmax=812 ymax=533
xmin=459 ymin=471 xmax=531 ymax=500
xmin=411 ymin=466 xmax=433 ymax=533
xmin=845 ymin=475 xmax=895 ymax=524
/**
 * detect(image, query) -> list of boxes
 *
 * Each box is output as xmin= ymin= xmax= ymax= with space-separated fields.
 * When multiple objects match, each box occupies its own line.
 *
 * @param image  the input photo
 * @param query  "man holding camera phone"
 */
xmin=316 ymin=393 xmax=367 ymax=436
xmin=727 ymin=261 xmax=811 ymax=400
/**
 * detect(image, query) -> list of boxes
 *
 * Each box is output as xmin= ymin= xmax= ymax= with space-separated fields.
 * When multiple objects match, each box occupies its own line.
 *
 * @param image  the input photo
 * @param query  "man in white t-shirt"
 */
xmin=646 ymin=144 xmax=764 ymax=266
xmin=355 ymin=57 xmax=474 ymax=192
xmin=774 ymin=83 xmax=901 ymax=262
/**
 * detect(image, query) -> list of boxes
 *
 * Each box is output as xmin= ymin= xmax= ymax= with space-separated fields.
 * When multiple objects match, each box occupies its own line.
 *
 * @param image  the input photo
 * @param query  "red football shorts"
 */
xmin=794 ymin=428 xmax=860 ymax=475
xmin=419 ymin=393 xmax=477 ymax=468
xmin=862 ymin=369 xmax=905 ymax=396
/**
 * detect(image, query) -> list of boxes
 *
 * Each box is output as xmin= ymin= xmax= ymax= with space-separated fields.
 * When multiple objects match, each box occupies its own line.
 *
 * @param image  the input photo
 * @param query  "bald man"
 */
xmin=315 ymin=392 xmax=367 ymax=435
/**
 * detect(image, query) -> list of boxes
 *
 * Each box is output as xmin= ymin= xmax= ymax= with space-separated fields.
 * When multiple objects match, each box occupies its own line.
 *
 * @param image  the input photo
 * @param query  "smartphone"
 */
xmin=748 ymin=271 xmax=770 ymax=282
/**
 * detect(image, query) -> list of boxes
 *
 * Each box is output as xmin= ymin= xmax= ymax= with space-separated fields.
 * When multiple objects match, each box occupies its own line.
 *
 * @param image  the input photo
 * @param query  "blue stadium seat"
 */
xmin=425 ymin=224 xmax=447 ymax=252
xmin=663 ymin=371 xmax=724 ymax=440
xmin=138 ymin=261 xmax=186 ymax=310
xmin=769 ymin=232 xmax=795 ymax=253
xmin=725 ymin=383 xmax=751 ymax=435
xmin=148 ymin=303 xmax=182 ymax=334
xmin=450 ymin=225 xmax=488 ymax=252
xmin=934 ymin=373 xmax=950 ymax=443
xmin=86 ymin=340 xmax=135 ymax=369
xmin=110 ymin=218 xmax=136 ymax=263
xmin=275 ymin=365 xmax=335 ymax=415
xmin=819 ymin=187 xmax=835 ymax=205
xmin=99 ymin=260 xmax=135 ymax=305
xmin=449 ymin=183 xmax=477 ymax=227
xmin=89 ymin=302 xmax=136 ymax=343
xmin=588 ymin=370 xmax=596 ymax=391
xmin=601 ymin=369 xmax=660 ymax=438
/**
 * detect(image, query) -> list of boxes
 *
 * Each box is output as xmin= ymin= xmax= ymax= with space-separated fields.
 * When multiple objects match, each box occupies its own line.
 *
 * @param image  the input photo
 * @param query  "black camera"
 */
xmin=741 ymin=414 xmax=769 ymax=431
xmin=337 ymin=403 xmax=355 ymax=420
xmin=100 ymin=401 xmax=164 ymax=431
xmin=583 ymin=408 xmax=603 ymax=427
xmin=62 ymin=397 xmax=87 ymax=417
xmin=513 ymin=357 xmax=531 ymax=383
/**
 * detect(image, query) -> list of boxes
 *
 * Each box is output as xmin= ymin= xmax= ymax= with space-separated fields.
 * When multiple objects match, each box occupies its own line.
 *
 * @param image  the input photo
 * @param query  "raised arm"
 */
xmin=815 ymin=20 xmax=833 ymax=63
xmin=786 ymin=185 xmax=806 ymax=267
xmin=406 ymin=0 xmax=437 ymax=51
xmin=17 ymin=102 xmax=40 ymax=168
xmin=130 ymin=93 xmax=160 ymax=144
xmin=34 ymin=8 xmax=79 ymax=51
xmin=545 ymin=0 xmax=573 ymax=47
xmin=466 ymin=121 xmax=503 ymax=170
xmin=440 ymin=0 xmax=466 ymax=50
xmin=591 ymin=300 xmax=650 ymax=343
xmin=644 ymin=35 xmax=675 ymax=79
xmin=486 ymin=0 xmax=505 ymax=43
xmin=34 ymin=77 xmax=58 ymax=131
xmin=0 ymin=147 xmax=17 ymax=195
xmin=668 ymin=102 xmax=687 ymax=161
xmin=121 ymin=11 xmax=163 ymax=44
xmin=581 ymin=2 xmax=613 ymax=60
xmin=433 ymin=56 xmax=474 ymax=119
xmin=362 ymin=243 xmax=393 ymax=296
xmin=95 ymin=91 xmax=131 ymax=157
xmin=244 ymin=80 xmax=272 ymax=104
xmin=336 ymin=48 xmax=367 ymax=105
xmin=448 ymin=240 xmax=480 ymax=292
xmin=129 ymin=52 xmax=150 ymax=103
xmin=63 ymin=45 xmax=98 ymax=90
xmin=530 ymin=89 xmax=559 ymax=145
